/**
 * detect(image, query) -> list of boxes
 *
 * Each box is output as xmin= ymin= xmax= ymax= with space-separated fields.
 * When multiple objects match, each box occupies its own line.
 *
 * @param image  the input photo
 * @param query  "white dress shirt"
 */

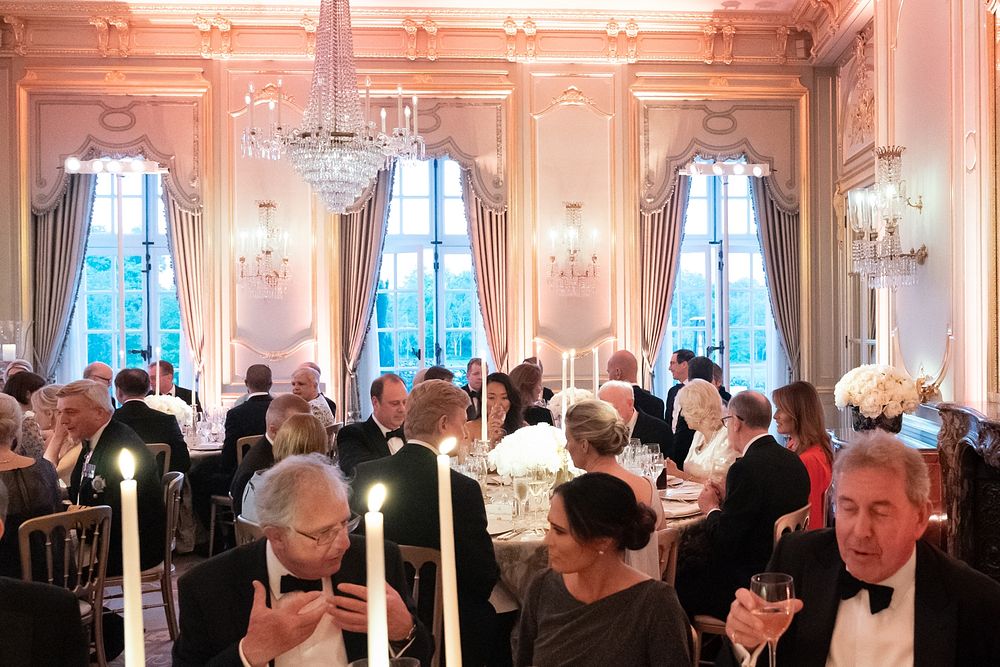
xmin=373 ymin=416 xmax=405 ymax=455
xmin=826 ymin=548 xmax=917 ymax=667
xmin=625 ymin=409 xmax=639 ymax=439
xmin=239 ymin=541 xmax=348 ymax=667
xmin=671 ymin=380 xmax=687 ymax=431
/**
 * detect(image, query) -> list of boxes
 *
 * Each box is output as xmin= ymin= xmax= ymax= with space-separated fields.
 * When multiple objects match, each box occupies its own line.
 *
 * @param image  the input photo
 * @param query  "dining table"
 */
xmin=174 ymin=433 xmax=224 ymax=553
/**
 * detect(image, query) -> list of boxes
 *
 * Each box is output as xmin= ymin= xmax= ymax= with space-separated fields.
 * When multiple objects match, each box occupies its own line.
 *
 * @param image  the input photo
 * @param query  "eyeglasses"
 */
xmin=291 ymin=514 xmax=362 ymax=547
xmin=721 ymin=415 xmax=744 ymax=424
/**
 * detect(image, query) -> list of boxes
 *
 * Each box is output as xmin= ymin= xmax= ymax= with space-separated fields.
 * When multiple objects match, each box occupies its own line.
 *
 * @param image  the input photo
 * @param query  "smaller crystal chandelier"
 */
xmin=238 ymin=200 xmax=291 ymax=300
xmin=242 ymin=81 xmax=286 ymax=161
xmin=547 ymin=202 xmax=598 ymax=297
xmin=848 ymin=146 xmax=927 ymax=289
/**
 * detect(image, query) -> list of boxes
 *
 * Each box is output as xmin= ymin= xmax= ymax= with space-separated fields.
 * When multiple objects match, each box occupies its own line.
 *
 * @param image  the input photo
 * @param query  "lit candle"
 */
xmin=247 ymin=82 xmax=255 ymax=128
xmin=436 ymin=438 xmax=462 ymax=666
xmin=592 ymin=346 xmax=599 ymax=391
xmin=404 ymin=106 xmax=411 ymax=136
xmin=569 ymin=349 xmax=576 ymax=391
xmin=411 ymin=95 xmax=419 ymax=134
xmin=396 ymin=85 xmax=403 ymax=132
xmin=380 ymin=108 xmax=387 ymax=135
xmin=154 ymin=348 xmax=162 ymax=396
xmin=366 ymin=484 xmax=389 ymax=667
xmin=480 ymin=358 xmax=489 ymax=442
xmin=561 ymin=352 xmax=568 ymax=390
xmin=190 ymin=370 xmax=198 ymax=411
xmin=119 ymin=450 xmax=146 ymax=665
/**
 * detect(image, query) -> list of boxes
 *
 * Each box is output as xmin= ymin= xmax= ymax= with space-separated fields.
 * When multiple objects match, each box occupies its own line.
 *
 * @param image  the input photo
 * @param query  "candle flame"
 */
xmin=119 ymin=449 xmax=135 ymax=481
xmin=439 ymin=437 xmax=457 ymax=456
xmin=562 ymin=352 xmax=569 ymax=360
xmin=368 ymin=483 xmax=387 ymax=513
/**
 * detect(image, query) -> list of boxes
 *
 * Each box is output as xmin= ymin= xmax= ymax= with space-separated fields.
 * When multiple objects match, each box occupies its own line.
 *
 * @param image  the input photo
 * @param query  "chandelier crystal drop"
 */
xmin=547 ymin=202 xmax=598 ymax=297
xmin=238 ymin=201 xmax=291 ymax=300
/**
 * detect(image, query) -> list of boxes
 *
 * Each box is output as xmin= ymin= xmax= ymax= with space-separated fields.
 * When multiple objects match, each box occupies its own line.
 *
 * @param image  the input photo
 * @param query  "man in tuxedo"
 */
xmin=173 ymin=454 xmax=432 ymax=666
xmin=298 ymin=361 xmax=337 ymax=418
xmin=675 ymin=390 xmax=809 ymax=619
xmin=222 ymin=364 xmax=274 ymax=473
xmin=291 ymin=367 xmax=337 ymax=438
xmin=598 ymin=381 xmax=672 ymax=457
xmin=665 ymin=349 xmax=695 ymax=469
xmin=230 ymin=393 xmax=311 ymax=516
xmin=84 ymin=360 xmax=116 ymax=407
xmin=606 ymin=349 xmax=665 ymax=420
xmin=712 ymin=361 xmax=732 ymax=404
xmin=0 ymin=480 xmax=89 ymax=667
xmin=461 ymin=357 xmax=484 ymax=420
xmin=112 ymin=367 xmax=190 ymax=473
xmin=724 ymin=432 xmax=1000 ymax=666
xmin=351 ymin=380 xmax=500 ymax=666
xmin=60 ymin=380 xmax=165 ymax=577
xmin=148 ymin=359 xmax=202 ymax=412
xmin=337 ymin=374 xmax=408 ymax=478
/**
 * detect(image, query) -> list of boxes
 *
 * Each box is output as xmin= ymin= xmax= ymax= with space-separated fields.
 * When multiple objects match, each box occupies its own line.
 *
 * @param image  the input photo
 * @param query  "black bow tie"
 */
xmin=280 ymin=574 xmax=323 ymax=594
xmin=386 ymin=428 xmax=405 ymax=440
xmin=838 ymin=567 xmax=894 ymax=614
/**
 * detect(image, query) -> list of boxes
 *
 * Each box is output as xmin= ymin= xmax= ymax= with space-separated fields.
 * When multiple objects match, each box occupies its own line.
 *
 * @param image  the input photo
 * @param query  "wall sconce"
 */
xmin=238 ymin=200 xmax=291 ymax=300
xmin=64 ymin=156 xmax=166 ymax=174
xmin=547 ymin=202 xmax=598 ymax=297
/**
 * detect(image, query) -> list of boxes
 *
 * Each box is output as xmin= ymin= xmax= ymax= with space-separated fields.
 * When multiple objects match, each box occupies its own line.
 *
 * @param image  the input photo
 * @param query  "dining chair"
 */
xmin=104 ymin=471 xmax=185 ymax=639
xmin=235 ymin=515 xmax=264 ymax=546
xmin=236 ymin=435 xmax=261 ymax=466
xmin=773 ymin=503 xmax=811 ymax=546
xmin=656 ymin=527 xmax=681 ymax=586
xmin=398 ymin=544 xmax=443 ymax=667
xmin=146 ymin=443 xmax=171 ymax=477
xmin=18 ymin=505 xmax=113 ymax=667
xmin=209 ymin=435 xmax=260 ymax=556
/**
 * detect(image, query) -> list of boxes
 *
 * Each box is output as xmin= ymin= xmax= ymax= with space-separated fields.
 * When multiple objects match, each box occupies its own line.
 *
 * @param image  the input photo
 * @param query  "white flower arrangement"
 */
xmin=488 ymin=423 xmax=568 ymax=477
xmin=144 ymin=394 xmax=194 ymax=426
xmin=548 ymin=387 xmax=594 ymax=415
xmin=834 ymin=364 xmax=920 ymax=419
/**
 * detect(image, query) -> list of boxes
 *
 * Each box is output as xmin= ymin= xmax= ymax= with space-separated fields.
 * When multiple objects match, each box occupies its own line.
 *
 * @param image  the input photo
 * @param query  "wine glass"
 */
xmin=749 ymin=572 xmax=795 ymax=666
xmin=513 ymin=477 xmax=530 ymax=528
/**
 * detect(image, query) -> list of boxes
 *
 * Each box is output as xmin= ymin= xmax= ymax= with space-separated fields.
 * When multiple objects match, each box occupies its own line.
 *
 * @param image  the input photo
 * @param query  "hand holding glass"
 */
xmin=749 ymin=573 xmax=795 ymax=666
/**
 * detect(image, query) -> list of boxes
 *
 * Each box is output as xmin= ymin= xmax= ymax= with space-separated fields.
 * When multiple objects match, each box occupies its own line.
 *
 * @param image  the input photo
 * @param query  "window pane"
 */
xmin=727 ymin=199 xmax=749 ymax=235
xmin=443 ymin=199 xmax=467 ymax=236
xmin=728 ymin=176 xmax=749 ymax=197
xmin=86 ymin=294 xmax=114 ymax=330
xmin=379 ymin=256 xmax=395 ymax=290
xmin=445 ymin=330 xmax=472 ymax=361
xmin=378 ymin=331 xmax=396 ymax=367
xmin=159 ymin=332 xmax=181 ymax=369
xmin=87 ymin=333 xmax=113 ymax=365
xmin=401 ymin=199 xmax=430 ymax=235
xmin=91 ymin=198 xmax=113 ymax=234
xmin=397 ymin=253 xmax=418 ymax=289
xmin=754 ymin=330 xmax=768 ymax=363
xmin=125 ymin=331 xmax=145 ymax=368
xmin=684 ymin=199 xmax=708 ymax=236
xmin=730 ymin=330 xmax=751 ymax=364
xmin=85 ymin=255 xmax=114 ymax=291
xmin=125 ymin=293 xmax=144 ymax=328
xmin=386 ymin=200 xmax=401 ymax=235
xmin=443 ymin=160 xmax=463 ymax=197
xmin=157 ymin=186 xmax=167 ymax=236
xmin=445 ymin=291 xmax=472 ymax=328
xmin=375 ymin=292 xmax=394 ymax=328
xmin=160 ymin=293 xmax=181 ymax=330
xmin=120 ymin=173 xmax=144 ymax=197
xmin=124 ymin=255 xmax=143 ymax=290
xmin=752 ymin=254 xmax=766 ymax=287
xmin=443 ymin=254 xmax=473 ymax=290
xmin=397 ymin=331 xmax=419 ymax=367
xmin=96 ymin=173 xmax=113 ymax=196
xmin=158 ymin=254 xmax=176 ymax=291
xmin=753 ymin=292 xmax=769 ymax=327
xmin=399 ymin=160 xmax=429 ymax=196
xmin=121 ymin=198 xmax=144 ymax=236
xmin=728 ymin=253 xmax=751 ymax=285
xmin=396 ymin=294 xmax=419 ymax=328
xmin=689 ymin=175 xmax=708 ymax=197
xmin=729 ymin=291 xmax=750 ymax=326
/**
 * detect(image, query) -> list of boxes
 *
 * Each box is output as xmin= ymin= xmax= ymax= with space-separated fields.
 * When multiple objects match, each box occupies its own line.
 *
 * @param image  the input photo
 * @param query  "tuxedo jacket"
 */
xmin=719 ymin=530 xmax=1000 ymax=667
xmin=171 ymin=536 xmax=433 ymax=667
xmin=461 ymin=384 xmax=481 ymax=420
xmin=68 ymin=419 xmax=166 ymax=577
xmin=221 ymin=394 xmax=272 ymax=474
xmin=351 ymin=444 xmax=500 ymax=665
xmin=0 ymin=576 xmax=88 ymax=667
xmin=336 ymin=416 xmax=397 ymax=479
xmin=632 ymin=384 xmax=665 ymax=421
xmin=524 ymin=405 xmax=554 ymax=426
xmin=631 ymin=409 xmax=673 ymax=459
xmin=230 ymin=436 xmax=272 ymax=517
xmin=150 ymin=385 xmax=202 ymax=413
xmin=113 ymin=400 xmax=190 ymax=473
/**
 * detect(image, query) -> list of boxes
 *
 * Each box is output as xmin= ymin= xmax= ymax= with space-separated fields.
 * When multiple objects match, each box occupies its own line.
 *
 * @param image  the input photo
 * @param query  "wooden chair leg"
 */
xmin=162 ymin=569 xmax=179 ymax=640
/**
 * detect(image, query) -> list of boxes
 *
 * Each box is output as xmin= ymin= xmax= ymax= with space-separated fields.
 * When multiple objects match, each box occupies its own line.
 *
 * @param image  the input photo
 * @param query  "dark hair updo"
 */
xmin=553 ymin=472 xmax=657 ymax=551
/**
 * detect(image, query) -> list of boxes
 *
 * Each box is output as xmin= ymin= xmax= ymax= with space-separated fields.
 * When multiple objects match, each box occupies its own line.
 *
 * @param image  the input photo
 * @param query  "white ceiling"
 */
xmin=122 ymin=0 xmax=800 ymax=13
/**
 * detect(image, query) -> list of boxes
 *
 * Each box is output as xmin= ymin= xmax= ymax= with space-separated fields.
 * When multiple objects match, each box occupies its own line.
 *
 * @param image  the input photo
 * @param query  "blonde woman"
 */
xmin=240 ymin=413 xmax=328 ymax=522
xmin=33 ymin=384 xmax=81 ymax=487
xmin=665 ymin=379 xmax=734 ymax=483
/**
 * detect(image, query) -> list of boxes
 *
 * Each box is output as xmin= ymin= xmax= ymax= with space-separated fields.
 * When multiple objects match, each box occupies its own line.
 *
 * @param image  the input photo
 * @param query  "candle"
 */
xmin=1 ymin=344 xmax=14 ymax=361
xmin=276 ymin=79 xmax=283 ymax=127
xmin=380 ymin=108 xmax=387 ymax=135
xmin=569 ymin=349 xmax=576 ymax=391
xmin=396 ymin=85 xmax=403 ymax=132
xmin=404 ymin=106 xmax=411 ymax=136
xmin=480 ymin=358 xmax=489 ymax=442
xmin=154 ymin=348 xmax=162 ymax=396
xmin=119 ymin=450 xmax=146 ymax=665
xmin=437 ymin=437 xmax=462 ymax=666
xmin=366 ymin=484 xmax=389 ymax=667
xmin=247 ymin=83 xmax=255 ymax=128
xmin=592 ymin=346 xmax=599 ymax=391
xmin=561 ymin=352 xmax=568 ymax=390
xmin=190 ymin=371 xmax=197 ymax=410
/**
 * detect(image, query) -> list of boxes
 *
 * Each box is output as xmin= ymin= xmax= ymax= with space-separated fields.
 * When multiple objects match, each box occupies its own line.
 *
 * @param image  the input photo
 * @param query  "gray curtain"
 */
xmin=751 ymin=176 xmax=800 ymax=376
xmin=463 ymin=172 xmax=509 ymax=371
xmin=164 ymin=192 xmax=206 ymax=371
xmin=341 ymin=168 xmax=394 ymax=419
xmin=640 ymin=175 xmax=691 ymax=379
xmin=31 ymin=174 xmax=97 ymax=379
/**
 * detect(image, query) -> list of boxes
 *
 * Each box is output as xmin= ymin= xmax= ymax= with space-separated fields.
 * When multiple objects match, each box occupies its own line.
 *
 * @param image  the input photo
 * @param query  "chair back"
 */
xmin=236 ymin=435 xmax=261 ymax=466
xmin=774 ymin=504 xmax=811 ymax=546
xmin=146 ymin=443 xmax=171 ymax=477
xmin=656 ymin=527 xmax=681 ymax=586
xmin=235 ymin=515 xmax=264 ymax=545
xmin=331 ymin=422 xmax=344 ymax=436
xmin=399 ymin=544 xmax=443 ymax=667
xmin=18 ymin=504 xmax=113 ymax=599
xmin=162 ymin=471 xmax=185 ymax=558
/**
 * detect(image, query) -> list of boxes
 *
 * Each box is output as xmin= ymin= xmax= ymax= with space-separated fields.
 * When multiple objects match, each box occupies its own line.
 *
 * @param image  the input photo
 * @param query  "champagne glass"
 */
xmin=513 ymin=476 xmax=530 ymax=528
xmin=749 ymin=572 xmax=795 ymax=666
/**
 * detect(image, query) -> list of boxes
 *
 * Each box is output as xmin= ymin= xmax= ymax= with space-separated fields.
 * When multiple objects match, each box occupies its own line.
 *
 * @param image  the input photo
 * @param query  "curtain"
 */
xmin=751 ymin=177 xmax=800 ymax=377
xmin=31 ymin=174 xmax=97 ymax=380
xmin=639 ymin=175 xmax=691 ymax=378
xmin=164 ymin=192 xmax=206 ymax=372
xmin=463 ymin=171 xmax=509 ymax=371
xmin=341 ymin=168 xmax=394 ymax=419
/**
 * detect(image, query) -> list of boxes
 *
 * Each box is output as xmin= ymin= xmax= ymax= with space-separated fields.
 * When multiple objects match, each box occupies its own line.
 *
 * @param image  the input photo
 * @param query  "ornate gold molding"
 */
xmin=2 ymin=14 xmax=24 ymax=55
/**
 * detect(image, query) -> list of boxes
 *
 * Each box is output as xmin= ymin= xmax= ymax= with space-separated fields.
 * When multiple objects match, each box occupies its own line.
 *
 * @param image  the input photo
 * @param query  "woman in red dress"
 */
xmin=772 ymin=381 xmax=833 ymax=530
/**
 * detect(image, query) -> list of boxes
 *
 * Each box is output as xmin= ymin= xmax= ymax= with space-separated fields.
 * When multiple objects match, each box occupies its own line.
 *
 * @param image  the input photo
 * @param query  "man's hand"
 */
xmin=698 ymin=482 xmax=721 ymax=513
xmin=241 ymin=580 xmax=327 ymax=667
xmin=725 ymin=588 xmax=804 ymax=651
xmin=333 ymin=582 xmax=414 ymax=641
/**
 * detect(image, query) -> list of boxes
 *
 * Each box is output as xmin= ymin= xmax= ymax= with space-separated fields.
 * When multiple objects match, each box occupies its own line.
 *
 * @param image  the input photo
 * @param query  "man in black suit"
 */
xmin=230 ymin=393 xmax=311 ymax=516
xmin=148 ymin=359 xmax=202 ymax=412
xmin=461 ymin=357 xmax=484 ymax=420
xmin=337 ymin=373 xmax=408 ymax=478
xmin=221 ymin=364 xmax=273 ymax=474
xmin=113 ymin=367 xmax=190 ymax=473
xmin=173 ymin=454 xmax=432 ymax=666
xmin=83 ymin=360 xmax=117 ymax=408
xmin=598 ymin=380 xmax=672 ymax=457
xmin=59 ymin=380 xmax=165 ymax=577
xmin=675 ymin=390 xmax=809 ymax=619
xmin=0 ymin=481 xmax=88 ymax=667
xmin=351 ymin=379 xmax=500 ymax=666
xmin=606 ymin=349 xmax=665 ymax=420
xmin=724 ymin=432 xmax=1000 ymax=666
xmin=665 ymin=349 xmax=695 ymax=469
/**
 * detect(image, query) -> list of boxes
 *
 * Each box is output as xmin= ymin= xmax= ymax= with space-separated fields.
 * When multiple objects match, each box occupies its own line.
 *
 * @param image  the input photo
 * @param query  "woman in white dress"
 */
xmin=665 ymin=379 xmax=734 ymax=484
xmin=564 ymin=399 xmax=664 ymax=579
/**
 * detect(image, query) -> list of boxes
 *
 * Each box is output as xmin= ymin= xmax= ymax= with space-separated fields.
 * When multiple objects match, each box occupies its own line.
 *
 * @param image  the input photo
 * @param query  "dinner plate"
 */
xmin=662 ymin=502 xmax=701 ymax=519
xmin=190 ymin=444 xmax=223 ymax=452
xmin=487 ymin=517 xmax=514 ymax=536
xmin=660 ymin=487 xmax=702 ymax=502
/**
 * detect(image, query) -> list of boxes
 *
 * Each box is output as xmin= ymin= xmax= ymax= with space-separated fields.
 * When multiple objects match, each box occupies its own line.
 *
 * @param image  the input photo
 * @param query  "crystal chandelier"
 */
xmin=241 ymin=0 xmax=424 ymax=213
xmin=238 ymin=200 xmax=291 ymax=300
xmin=547 ymin=202 xmax=598 ymax=297
xmin=848 ymin=146 xmax=927 ymax=289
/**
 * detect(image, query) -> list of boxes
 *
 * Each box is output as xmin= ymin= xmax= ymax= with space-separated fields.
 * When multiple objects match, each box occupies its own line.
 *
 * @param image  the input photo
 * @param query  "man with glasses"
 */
xmin=173 ymin=453 xmax=432 ymax=666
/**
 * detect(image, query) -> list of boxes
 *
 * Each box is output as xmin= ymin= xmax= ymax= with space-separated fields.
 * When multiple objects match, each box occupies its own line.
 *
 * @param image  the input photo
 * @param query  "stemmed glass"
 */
xmin=749 ymin=572 xmax=795 ymax=666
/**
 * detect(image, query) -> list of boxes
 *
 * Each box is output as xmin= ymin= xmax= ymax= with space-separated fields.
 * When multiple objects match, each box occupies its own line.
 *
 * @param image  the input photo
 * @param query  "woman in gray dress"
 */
xmin=516 ymin=473 xmax=691 ymax=666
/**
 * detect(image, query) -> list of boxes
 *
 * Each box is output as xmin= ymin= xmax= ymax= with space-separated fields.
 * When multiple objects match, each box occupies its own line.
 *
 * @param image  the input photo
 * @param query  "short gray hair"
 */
xmin=834 ymin=431 xmax=930 ymax=508
xmin=255 ymin=453 xmax=349 ymax=529
xmin=727 ymin=390 xmax=772 ymax=430
xmin=0 ymin=394 xmax=23 ymax=443
xmin=598 ymin=381 xmax=633 ymax=403
xmin=57 ymin=379 xmax=113 ymax=413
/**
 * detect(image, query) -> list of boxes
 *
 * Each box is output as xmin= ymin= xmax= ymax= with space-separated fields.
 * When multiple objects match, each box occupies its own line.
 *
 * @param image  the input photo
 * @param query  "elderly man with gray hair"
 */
xmin=723 ymin=431 xmax=1000 ymax=666
xmin=598 ymin=380 xmax=673 ymax=460
xmin=291 ymin=366 xmax=337 ymax=436
xmin=173 ymin=453 xmax=432 ymax=666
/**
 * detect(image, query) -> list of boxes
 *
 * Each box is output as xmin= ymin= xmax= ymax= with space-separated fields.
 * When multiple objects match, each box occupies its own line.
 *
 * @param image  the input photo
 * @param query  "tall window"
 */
xmin=365 ymin=158 xmax=487 ymax=389
xmin=656 ymin=168 xmax=785 ymax=394
xmin=62 ymin=172 xmax=187 ymax=382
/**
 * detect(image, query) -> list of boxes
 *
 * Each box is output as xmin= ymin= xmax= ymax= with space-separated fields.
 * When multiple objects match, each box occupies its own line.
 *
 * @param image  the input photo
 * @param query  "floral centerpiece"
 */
xmin=488 ymin=423 xmax=568 ymax=478
xmin=144 ymin=394 xmax=194 ymax=428
xmin=548 ymin=387 xmax=593 ymax=423
xmin=834 ymin=364 xmax=920 ymax=433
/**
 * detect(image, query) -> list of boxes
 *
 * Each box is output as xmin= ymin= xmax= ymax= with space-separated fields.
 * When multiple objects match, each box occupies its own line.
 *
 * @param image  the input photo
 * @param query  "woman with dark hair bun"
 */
xmin=515 ymin=473 xmax=691 ymax=667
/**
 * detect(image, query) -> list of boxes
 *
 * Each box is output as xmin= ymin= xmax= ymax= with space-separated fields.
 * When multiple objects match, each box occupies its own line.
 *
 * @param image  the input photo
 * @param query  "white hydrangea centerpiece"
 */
xmin=834 ymin=364 xmax=920 ymax=419
xmin=548 ymin=387 xmax=594 ymax=415
xmin=488 ymin=423 xmax=567 ymax=478
xmin=144 ymin=394 xmax=194 ymax=426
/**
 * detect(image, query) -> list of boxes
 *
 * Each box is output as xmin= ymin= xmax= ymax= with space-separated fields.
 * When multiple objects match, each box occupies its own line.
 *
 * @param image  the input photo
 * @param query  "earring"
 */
xmin=598 ymin=550 xmax=605 ymax=555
